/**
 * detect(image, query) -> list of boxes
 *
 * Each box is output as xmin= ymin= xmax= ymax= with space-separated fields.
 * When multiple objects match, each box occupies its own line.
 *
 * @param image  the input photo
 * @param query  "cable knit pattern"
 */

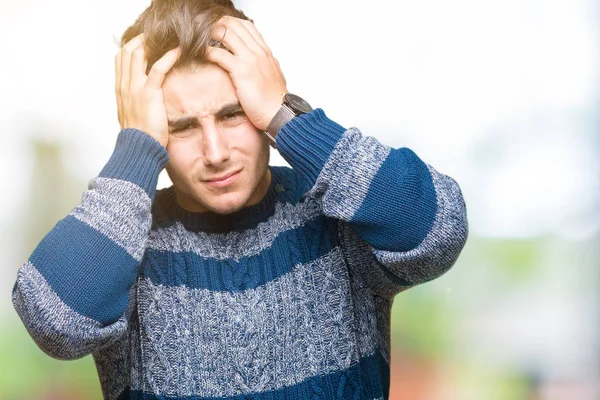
xmin=134 ymin=248 xmax=369 ymax=397
xmin=147 ymin=200 xmax=322 ymax=261
xmin=12 ymin=110 xmax=468 ymax=399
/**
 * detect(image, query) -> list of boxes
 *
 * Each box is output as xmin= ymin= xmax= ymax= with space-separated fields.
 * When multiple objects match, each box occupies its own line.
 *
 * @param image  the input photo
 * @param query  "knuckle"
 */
xmin=151 ymin=64 xmax=167 ymax=76
xmin=133 ymin=47 xmax=144 ymax=58
xmin=123 ymin=42 xmax=137 ymax=55
xmin=241 ymin=19 xmax=255 ymax=31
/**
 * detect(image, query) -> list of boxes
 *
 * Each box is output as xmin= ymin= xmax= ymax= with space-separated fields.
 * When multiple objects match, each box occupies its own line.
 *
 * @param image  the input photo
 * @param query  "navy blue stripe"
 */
xmin=99 ymin=128 xmax=170 ymax=199
xmin=276 ymin=108 xmax=347 ymax=190
xmin=118 ymin=351 xmax=389 ymax=400
xmin=142 ymin=215 xmax=340 ymax=291
xmin=29 ymin=215 xmax=139 ymax=324
xmin=351 ymin=147 xmax=437 ymax=252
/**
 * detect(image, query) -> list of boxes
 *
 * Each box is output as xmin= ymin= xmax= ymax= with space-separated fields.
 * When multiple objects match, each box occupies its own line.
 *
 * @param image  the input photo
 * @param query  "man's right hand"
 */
xmin=115 ymin=34 xmax=180 ymax=148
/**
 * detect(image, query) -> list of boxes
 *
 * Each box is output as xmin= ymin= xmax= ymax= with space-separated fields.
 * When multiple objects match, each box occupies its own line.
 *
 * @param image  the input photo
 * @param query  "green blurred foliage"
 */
xmin=0 ymin=317 xmax=102 ymax=400
xmin=467 ymin=236 xmax=546 ymax=281
xmin=388 ymin=234 xmax=554 ymax=399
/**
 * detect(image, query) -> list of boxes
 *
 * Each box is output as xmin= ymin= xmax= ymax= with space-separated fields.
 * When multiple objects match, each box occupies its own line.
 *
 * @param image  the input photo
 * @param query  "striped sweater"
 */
xmin=12 ymin=109 xmax=468 ymax=399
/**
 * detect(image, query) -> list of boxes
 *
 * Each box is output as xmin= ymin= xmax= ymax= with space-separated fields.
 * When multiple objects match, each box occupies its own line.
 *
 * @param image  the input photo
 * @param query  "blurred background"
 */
xmin=0 ymin=0 xmax=598 ymax=399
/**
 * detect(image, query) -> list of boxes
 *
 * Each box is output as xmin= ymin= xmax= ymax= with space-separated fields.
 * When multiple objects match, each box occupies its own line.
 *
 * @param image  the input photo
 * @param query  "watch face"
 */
xmin=285 ymin=93 xmax=313 ymax=113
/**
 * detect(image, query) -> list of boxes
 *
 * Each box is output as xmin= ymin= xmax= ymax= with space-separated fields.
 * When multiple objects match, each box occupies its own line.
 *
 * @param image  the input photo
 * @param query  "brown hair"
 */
xmin=121 ymin=0 xmax=251 ymax=72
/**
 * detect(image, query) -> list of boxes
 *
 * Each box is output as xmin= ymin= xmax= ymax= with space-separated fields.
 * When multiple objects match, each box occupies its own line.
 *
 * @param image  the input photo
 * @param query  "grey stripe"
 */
xmin=134 ymin=247 xmax=380 ymax=397
xmin=346 ymin=252 xmax=393 ymax=365
xmin=70 ymin=177 xmax=152 ymax=262
xmin=339 ymin=220 xmax=404 ymax=305
xmin=309 ymin=127 xmax=391 ymax=220
xmin=93 ymin=302 xmax=143 ymax=400
xmin=372 ymin=296 xmax=393 ymax=365
xmin=147 ymin=199 xmax=322 ymax=261
xmin=12 ymin=261 xmax=131 ymax=360
xmin=93 ymin=335 xmax=131 ymax=400
xmin=339 ymin=163 xmax=468 ymax=298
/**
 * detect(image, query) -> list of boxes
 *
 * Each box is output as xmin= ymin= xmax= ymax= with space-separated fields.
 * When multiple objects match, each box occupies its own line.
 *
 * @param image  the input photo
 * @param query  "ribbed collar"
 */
xmin=154 ymin=166 xmax=280 ymax=234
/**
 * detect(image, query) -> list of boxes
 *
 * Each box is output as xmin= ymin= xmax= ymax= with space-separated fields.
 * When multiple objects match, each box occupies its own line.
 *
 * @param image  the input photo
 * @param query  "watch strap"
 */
xmin=265 ymin=103 xmax=295 ymax=146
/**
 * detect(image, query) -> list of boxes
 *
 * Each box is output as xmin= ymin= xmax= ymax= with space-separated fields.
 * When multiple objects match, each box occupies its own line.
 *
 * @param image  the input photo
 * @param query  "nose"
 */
xmin=201 ymin=123 xmax=230 ymax=166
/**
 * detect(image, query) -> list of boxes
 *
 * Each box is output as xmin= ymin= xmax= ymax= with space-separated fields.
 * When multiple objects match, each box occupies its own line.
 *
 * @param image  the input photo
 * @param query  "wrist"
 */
xmin=265 ymin=93 xmax=313 ymax=146
xmin=99 ymin=128 xmax=170 ymax=199
xmin=275 ymin=108 xmax=346 ymax=187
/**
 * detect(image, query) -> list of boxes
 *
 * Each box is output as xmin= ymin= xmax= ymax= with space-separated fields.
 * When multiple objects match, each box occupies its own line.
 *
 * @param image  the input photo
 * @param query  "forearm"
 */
xmin=276 ymin=109 xmax=437 ymax=249
xmin=12 ymin=128 xmax=169 ymax=358
xmin=276 ymin=109 xmax=468 ymax=296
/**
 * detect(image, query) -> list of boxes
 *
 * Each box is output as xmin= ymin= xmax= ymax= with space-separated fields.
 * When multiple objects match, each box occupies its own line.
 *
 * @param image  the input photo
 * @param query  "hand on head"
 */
xmin=115 ymin=34 xmax=181 ymax=148
xmin=115 ymin=16 xmax=287 ymax=147
xmin=207 ymin=17 xmax=288 ymax=131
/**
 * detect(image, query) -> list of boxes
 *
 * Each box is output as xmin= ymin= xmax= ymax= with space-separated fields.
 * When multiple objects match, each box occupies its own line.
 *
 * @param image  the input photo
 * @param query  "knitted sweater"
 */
xmin=12 ymin=109 xmax=468 ymax=400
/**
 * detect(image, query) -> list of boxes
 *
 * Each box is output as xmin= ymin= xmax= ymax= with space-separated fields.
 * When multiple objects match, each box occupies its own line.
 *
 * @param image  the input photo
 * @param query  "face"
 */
xmin=162 ymin=63 xmax=271 ymax=215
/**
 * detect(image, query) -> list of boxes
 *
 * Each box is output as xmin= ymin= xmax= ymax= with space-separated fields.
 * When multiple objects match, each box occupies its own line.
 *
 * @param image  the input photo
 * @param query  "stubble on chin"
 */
xmin=171 ymin=164 xmax=271 ymax=215
xmin=215 ymin=168 xmax=270 ymax=215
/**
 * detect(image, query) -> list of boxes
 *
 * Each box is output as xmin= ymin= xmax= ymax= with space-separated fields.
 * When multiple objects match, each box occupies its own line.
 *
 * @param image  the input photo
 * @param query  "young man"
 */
xmin=12 ymin=1 xmax=469 ymax=399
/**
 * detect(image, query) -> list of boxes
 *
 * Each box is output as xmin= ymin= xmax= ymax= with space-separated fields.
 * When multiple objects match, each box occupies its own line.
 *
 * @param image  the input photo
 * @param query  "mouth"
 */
xmin=203 ymin=169 xmax=241 ymax=187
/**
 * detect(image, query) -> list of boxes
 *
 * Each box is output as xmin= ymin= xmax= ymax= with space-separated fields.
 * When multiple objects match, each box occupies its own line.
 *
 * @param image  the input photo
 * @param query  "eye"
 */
xmin=170 ymin=124 xmax=195 ymax=135
xmin=224 ymin=111 xmax=246 ymax=121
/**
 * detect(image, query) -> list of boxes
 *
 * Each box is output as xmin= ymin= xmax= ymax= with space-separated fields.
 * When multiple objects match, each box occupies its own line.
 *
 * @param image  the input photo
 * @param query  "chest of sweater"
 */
xmin=129 ymin=206 xmax=384 ymax=398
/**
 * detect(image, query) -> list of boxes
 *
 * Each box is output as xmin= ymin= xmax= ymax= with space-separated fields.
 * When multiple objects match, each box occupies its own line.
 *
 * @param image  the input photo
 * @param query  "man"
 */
xmin=12 ymin=0 xmax=469 ymax=399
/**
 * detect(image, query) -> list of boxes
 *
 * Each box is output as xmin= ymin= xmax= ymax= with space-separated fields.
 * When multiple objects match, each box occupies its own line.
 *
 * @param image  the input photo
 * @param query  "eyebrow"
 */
xmin=167 ymin=102 xmax=244 ymax=131
xmin=214 ymin=102 xmax=244 ymax=121
xmin=168 ymin=115 xmax=198 ymax=132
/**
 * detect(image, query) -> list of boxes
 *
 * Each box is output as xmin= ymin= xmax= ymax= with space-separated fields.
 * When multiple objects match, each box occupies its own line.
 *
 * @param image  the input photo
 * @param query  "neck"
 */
xmin=158 ymin=166 xmax=279 ymax=234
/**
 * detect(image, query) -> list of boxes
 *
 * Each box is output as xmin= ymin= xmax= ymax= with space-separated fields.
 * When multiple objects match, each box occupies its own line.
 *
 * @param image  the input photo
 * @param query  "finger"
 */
xmin=238 ymin=19 xmax=271 ymax=54
xmin=120 ymin=34 xmax=144 ymax=96
xmin=130 ymin=40 xmax=147 ymax=89
xmin=206 ymin=46 xmax=236 ymax=72
xmin=273 ymin=57 xmax=287 ymax=86
xmin=224 ymin=17 xmax=266 ymax=54
xmin=146 ymin=47 xmax=181 ymax=90
xmin=114 ymin=51 xmax=123 ymax=126
xmin=115 ymin=51 xmax=122 ymax=92
xmin=211 ymin=19 xmax=255 ymax=57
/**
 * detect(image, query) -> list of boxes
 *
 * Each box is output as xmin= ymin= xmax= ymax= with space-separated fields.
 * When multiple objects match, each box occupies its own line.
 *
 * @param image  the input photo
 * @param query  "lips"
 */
xmin=205 ymin=170 xmax=240 ymax=182
xmin=202 ymin=169 xmax=243 ymax=188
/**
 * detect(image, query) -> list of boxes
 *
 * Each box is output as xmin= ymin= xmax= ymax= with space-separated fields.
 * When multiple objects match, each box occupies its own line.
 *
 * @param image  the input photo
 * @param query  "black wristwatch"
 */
xmin=265 ymin=93 xmax=312 ymax=146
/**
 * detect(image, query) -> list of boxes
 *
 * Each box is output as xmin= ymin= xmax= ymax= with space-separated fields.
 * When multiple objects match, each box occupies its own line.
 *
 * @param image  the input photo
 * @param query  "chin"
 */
xmin=204 ymin=192 xmax=250 ymax=215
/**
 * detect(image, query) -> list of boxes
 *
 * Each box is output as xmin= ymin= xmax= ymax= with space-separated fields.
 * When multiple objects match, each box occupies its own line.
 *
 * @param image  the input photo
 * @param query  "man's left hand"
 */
xmin=207 ymin=16 xmax=288 ymax=131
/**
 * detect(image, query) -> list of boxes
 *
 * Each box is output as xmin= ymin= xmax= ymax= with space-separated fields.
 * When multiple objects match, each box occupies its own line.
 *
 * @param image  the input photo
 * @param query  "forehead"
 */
xmin=162 ymin=63 xmax=237 ymax=116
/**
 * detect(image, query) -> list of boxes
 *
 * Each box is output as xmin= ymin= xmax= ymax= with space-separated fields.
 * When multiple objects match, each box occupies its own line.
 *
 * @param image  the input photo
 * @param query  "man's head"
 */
xmin=121 ymin=1 xmax=272 ymax=216
xmin=121 ymin=0 xmax=250 ymax=72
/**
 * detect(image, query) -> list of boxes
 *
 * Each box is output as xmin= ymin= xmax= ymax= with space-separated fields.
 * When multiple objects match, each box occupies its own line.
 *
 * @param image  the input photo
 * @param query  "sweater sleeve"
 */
xmin=276 ymin=109 xmax=469 ymax=299
xmin=11 ymin=128 xmax=169 ymax=360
